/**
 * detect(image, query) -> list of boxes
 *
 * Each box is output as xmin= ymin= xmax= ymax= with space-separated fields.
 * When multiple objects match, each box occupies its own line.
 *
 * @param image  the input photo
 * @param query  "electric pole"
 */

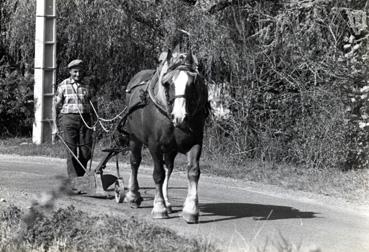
xmin=33 ymin=0 xmax=56 ymax=144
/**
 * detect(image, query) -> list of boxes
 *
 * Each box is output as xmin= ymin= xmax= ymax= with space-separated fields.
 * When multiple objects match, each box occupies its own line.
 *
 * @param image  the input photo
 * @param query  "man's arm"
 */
xmin=52 ymin=84 xmax=63 ymax=135
xmin=52 ymin=96 xmax=62 ymax=135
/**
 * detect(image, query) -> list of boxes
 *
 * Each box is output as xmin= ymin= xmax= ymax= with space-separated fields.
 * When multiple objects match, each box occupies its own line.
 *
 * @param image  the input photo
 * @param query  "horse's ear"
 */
xmin=173 ymin=44 xmax=180 ymax=54
xmin=192 ymin=53 xmax=198 ymax=66
xmin=186 ymin=50 xmax=198 ymax=66
xmin=166 ymin=49 xmax=172 ymax=61
xmin=158 ymin=51 xmax=167 ymax=63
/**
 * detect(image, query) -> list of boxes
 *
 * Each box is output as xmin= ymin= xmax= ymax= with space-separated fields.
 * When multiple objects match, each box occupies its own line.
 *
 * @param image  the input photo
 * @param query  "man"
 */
xmin=52 ymin=59 xmax=95 ymax=179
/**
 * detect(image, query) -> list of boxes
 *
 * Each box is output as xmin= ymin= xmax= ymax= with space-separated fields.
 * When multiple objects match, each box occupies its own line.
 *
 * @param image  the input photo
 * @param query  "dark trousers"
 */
xmin=60 ymin=113 xmax=93 ymax=178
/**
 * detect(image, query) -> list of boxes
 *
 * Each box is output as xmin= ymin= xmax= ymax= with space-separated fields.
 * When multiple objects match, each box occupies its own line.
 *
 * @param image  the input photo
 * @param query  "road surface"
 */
xmin=0 ymin=154 xmax=368 ymax=252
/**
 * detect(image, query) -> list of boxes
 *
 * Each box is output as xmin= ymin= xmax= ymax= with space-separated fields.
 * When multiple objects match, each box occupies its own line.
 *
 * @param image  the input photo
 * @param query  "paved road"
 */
xmin=0 ymin=154 xmax=368 ymax=252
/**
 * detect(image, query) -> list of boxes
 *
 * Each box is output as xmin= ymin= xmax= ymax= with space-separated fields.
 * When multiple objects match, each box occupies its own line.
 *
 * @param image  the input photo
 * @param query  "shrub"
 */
xmin=0 ymin=67 xmax=34 ymax=136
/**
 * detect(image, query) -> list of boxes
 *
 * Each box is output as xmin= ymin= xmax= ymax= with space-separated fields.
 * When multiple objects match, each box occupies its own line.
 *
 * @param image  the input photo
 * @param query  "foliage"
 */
xmin=203 ymin=0 xmax=368 ymax=169
xmin=0 ymin=67 xmax=33 ymax=136
xmin=0 ymin=0 xmax=368 ymax=169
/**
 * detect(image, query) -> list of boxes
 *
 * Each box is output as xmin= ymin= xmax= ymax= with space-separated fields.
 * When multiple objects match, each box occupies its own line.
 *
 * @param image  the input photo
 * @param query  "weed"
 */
xmin=0 ymin=205 xmax=218 ymax=252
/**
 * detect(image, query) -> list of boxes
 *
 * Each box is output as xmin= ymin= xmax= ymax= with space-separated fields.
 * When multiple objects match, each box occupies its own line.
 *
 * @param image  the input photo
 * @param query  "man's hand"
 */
xmin=52 ymin=96 xmax=61 ymax=136
xmin=52 ymin=123 xmax=59 ymax=135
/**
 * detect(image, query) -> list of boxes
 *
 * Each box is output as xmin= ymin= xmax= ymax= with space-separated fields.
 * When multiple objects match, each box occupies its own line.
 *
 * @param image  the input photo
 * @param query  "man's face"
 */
xmin=69 ymin=68 xmax=83 ymax=82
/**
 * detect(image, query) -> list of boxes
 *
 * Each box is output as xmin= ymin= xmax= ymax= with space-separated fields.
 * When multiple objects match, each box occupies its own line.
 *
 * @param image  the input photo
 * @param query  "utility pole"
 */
xmin=33 ymin=0 xmax=56 ymax=144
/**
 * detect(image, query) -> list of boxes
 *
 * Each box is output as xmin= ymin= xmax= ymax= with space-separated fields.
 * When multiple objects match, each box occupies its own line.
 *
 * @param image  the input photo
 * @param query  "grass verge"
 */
xmin=200 ymin=153 xmax=369 ymax=205
xmin=0 ymin=204 xmax=216 ymax=252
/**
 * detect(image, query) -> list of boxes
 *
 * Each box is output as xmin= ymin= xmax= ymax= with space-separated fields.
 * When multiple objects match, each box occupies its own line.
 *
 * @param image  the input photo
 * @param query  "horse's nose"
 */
xmin=172 ymin=115 xmax=185 ymax=127
xmin=173 ymin=117 xmax=179 ymax=126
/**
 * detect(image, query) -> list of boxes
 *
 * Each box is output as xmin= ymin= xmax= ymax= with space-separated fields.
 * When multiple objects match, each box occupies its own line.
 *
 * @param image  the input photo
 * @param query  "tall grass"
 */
xmin=0 ymin=205 xmax=217 ymax=252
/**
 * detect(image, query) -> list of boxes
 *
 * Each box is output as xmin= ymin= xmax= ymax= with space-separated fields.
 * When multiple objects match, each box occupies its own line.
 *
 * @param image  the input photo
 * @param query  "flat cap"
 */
xmin=67 ymin=59 xmax=83 ymax=69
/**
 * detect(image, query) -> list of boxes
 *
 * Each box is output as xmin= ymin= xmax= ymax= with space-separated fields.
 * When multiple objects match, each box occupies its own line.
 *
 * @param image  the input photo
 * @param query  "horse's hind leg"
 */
xmin=149 ymin=145 xmax=168 ymax=219
xmin=163 ymin=151 xmax=177 ymax=214
xmin=183 ymin=144 xmax=202 ymax=224
xmin=125 ymin=139 xmax=143 ymax=208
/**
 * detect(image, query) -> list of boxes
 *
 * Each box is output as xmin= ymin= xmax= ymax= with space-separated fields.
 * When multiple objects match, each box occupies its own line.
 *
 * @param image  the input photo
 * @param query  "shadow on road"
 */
xmin=199 ymin=203 xmax=318 ymax=223
xmin=99 ymin=175 xmax=187 ymax=191
xmin=138 ymin=187 xmax=187 ymax=190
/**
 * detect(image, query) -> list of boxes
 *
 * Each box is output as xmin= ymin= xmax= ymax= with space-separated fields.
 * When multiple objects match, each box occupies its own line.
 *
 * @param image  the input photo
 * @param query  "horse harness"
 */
xmin=114 ymin=60 xmax=204 ymax=140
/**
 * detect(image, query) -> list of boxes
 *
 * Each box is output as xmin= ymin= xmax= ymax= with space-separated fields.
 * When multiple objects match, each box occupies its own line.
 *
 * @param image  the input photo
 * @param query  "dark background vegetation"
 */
xmin=0 ymin=0 xmax=368 ymax=170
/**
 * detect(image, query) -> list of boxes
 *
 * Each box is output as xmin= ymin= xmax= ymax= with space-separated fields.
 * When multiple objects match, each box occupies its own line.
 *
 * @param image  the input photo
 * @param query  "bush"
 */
xmin=0 ymin=66 xmax=33 ymax=136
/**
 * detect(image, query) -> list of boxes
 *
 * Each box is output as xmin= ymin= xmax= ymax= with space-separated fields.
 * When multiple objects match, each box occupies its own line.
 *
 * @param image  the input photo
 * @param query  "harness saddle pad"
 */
xmin=125 ymin=69 xmax=155 ymax=109
xmin=126 ymin=69 xmax=168 ymax=115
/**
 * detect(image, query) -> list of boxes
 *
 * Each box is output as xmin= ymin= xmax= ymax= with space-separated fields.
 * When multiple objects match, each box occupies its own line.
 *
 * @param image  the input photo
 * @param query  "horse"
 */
xmin=122 ymin=50 xmax=209 ymax=223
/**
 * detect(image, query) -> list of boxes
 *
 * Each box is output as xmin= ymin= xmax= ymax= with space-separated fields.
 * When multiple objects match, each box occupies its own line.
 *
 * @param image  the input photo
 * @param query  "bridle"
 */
xmin=161 ymin=53 xmax=199 ymax=97
xmin=161 ymin=65 xmax=204 ymax=122
xmin=147 ymin=52 xmax=206 ymax=125
xmin=162 ymin=66 xmax=198 ymax=110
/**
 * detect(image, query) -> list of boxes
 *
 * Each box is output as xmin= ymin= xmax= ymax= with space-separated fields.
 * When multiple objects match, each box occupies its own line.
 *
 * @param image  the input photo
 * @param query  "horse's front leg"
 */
xmin=163 ymin=151 xmax=177 ymax=214
xmin=149 ymin=145 xmax=168 ymax=219
xmin=183 ymin=144 xmax=202 ymax=224
xmin=125 ymin=139 xmax=143 ymax=208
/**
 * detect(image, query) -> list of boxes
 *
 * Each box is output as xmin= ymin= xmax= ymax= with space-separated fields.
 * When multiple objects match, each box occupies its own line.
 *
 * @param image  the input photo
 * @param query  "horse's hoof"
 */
xmin=152 ymin=201 xmax=168 ymax=219
xmin=114 ymin=180 xmax=125 ymax=203
xmin=128 ymin=196 xmax=143 ymax=208
xmin=124 ymin=191 xmax=143 ymax=206
xmin=129 ymin=202 xmax=140 ymax=208
xmin=151 ymin=209 xmax=169 ymax=219
xmin=166 ymin=205 xmax=173 ymax=214
xmin=182 ymin=211 xmax=199 ymax=224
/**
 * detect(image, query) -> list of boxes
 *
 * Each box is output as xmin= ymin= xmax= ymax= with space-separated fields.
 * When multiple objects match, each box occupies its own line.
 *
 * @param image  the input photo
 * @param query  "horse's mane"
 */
xmin=187 ymin=73 xmax=211 ymax=119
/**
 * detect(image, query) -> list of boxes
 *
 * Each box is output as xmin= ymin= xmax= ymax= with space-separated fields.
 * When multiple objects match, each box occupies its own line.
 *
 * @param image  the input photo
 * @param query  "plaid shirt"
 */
xmin=56 ymin=78 xmax=92 ymax=114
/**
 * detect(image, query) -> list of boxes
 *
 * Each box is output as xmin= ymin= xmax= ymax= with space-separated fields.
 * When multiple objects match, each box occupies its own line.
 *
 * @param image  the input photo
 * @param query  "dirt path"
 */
xmin=0 ymin=154 xmax=368 ymax=252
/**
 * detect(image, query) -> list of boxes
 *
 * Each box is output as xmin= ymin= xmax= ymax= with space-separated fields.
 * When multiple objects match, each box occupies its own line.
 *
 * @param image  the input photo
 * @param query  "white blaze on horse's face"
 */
xmin=171 ymin=71 xmax=191 ymax=126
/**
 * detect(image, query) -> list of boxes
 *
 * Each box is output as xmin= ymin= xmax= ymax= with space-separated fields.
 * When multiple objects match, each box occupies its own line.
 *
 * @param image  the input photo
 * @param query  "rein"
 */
xmin=174 ymin=94 xmax=186 ymax=99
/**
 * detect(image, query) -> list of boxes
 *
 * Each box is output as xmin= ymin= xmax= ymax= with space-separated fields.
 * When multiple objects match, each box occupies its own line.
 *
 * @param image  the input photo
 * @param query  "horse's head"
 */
xmin=158 ymin=50 xmax=200 ymax=126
